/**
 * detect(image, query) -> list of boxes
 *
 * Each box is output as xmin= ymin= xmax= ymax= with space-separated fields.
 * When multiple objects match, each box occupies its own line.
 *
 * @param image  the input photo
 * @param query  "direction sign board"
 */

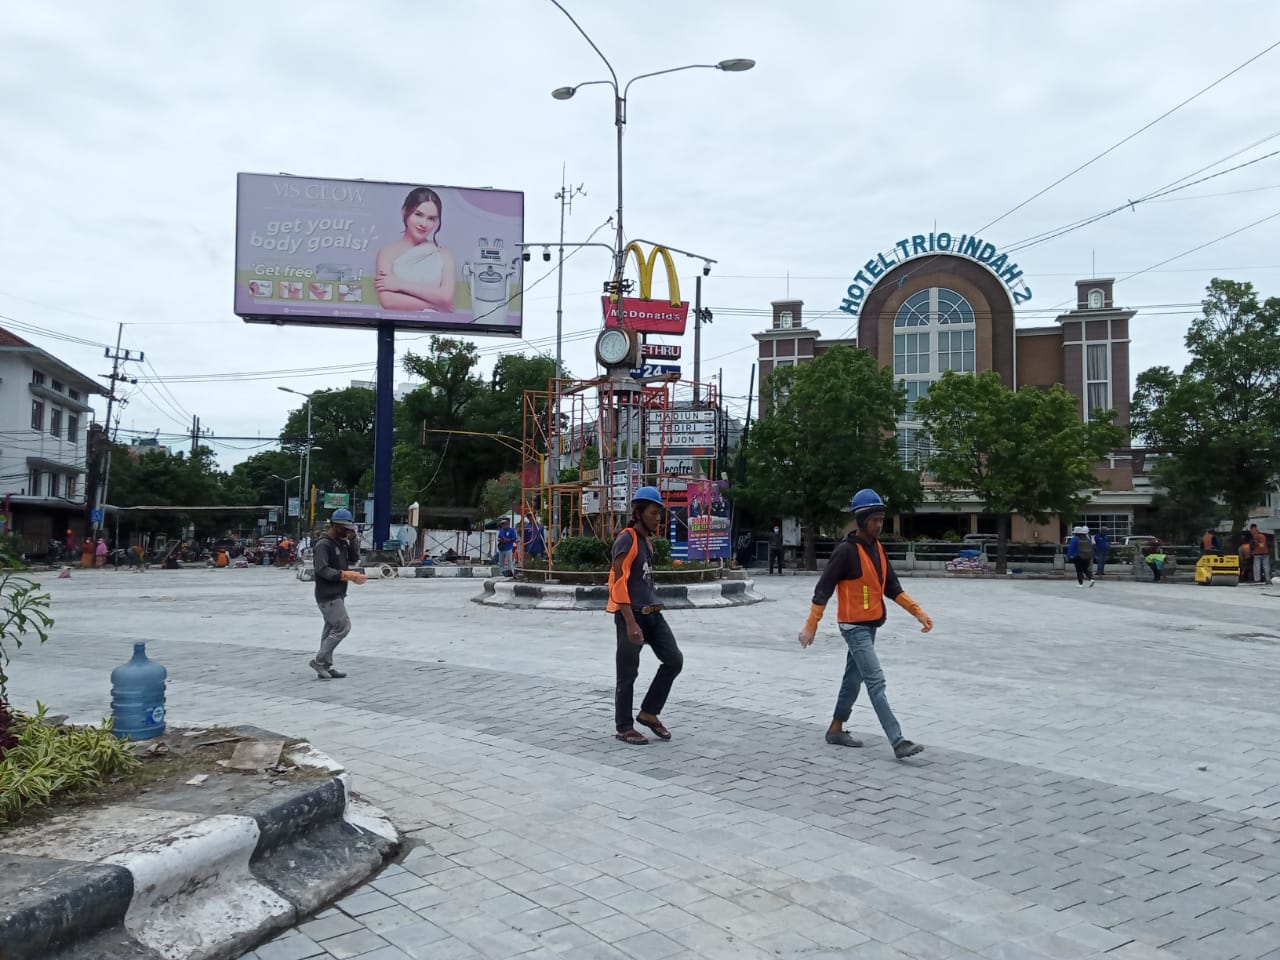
xmin=646 ymin=407 xmax=718 ymax=449
xmin=322 ymin=492 xmax=350 ymax=509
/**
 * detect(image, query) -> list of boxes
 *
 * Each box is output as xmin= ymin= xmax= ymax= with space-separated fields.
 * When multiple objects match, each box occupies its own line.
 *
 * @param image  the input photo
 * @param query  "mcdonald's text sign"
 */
xmin=603 ymin=297 xmax=689 ymax=335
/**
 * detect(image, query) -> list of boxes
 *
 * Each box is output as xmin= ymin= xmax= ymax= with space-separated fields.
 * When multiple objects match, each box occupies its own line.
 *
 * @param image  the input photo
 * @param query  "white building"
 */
xmin=0 ymin=327 xmax=106 ymax=555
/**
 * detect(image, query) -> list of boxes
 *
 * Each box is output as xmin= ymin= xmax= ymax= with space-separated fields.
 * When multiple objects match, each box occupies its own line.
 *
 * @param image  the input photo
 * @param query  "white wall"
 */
xmin=0 ymin=352 xmax=93 ymax=500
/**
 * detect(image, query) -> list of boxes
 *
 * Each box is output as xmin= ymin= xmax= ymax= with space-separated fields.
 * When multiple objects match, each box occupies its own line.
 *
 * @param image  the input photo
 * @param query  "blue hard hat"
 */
xmin=849 ymin=488 xmax=886 ymax=514
xmin=330 ymin=508 xmax=356 ymax=527
xmin=632 ymin=485 xmax=665 ymax=507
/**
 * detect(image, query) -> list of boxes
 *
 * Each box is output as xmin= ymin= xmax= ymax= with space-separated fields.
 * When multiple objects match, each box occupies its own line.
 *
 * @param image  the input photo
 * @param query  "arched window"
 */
xmin=893 ymin=287 xmax=977 ymax=468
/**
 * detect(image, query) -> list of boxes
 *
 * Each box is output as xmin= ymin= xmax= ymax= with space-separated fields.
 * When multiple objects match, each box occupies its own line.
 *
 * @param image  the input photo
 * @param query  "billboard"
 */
xmin=602 ymin=243 xmax=689 ymax=335
xmin=687 ymin=479 xmax=731 ymax=560
xmin=234 ymin=173 xmax=524 ymax=336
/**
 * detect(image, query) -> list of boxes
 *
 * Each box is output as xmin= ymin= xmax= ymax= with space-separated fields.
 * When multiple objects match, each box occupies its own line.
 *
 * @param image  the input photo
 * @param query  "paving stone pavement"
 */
xmin=7 ymin=569 xmax=1280 ymax=959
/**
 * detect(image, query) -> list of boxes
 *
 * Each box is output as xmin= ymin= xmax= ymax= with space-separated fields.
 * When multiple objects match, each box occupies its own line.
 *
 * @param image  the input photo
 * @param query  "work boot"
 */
xmin=894 ymin=739 xmax=924 ymax=759
xmin=308 ymin=658 xmax=332 ymax=680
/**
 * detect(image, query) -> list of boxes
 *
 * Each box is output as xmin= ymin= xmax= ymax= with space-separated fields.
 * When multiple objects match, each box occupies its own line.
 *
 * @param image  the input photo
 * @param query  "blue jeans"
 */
xmin=834 ymin=624 xmax=903 ymax=746
xmin=498 ymin=549 xmax=515 ymax=575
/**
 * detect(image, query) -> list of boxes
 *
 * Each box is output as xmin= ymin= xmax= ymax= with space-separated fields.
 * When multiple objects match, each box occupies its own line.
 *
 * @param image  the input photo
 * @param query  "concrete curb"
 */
xmin=296 ymin=565 xmax=497 ymax=581
xmin=0 ymin=753 xmax=398 ymax=960
xmin=472 ymin=577 xmax=765 ymax=610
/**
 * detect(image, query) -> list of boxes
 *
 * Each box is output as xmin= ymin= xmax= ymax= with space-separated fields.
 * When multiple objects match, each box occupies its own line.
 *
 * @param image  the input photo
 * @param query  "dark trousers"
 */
xmin=769 ymin=547 xmax=784 ymax=575
xmin=1072 ymin=556 xmax=1093 ymax=584
xmin=615 ymin=611 xmax=683 ymax=731
xmin=1147 ymin=561 xmax=1163 ymax=582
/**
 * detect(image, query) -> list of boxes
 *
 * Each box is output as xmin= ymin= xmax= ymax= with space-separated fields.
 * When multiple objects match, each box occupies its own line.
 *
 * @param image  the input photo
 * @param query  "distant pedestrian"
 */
xmin=609 ymin=486 xmax=683 ymax=745
xmin=1250 ymin=524 xmax=1271 ymax=584
xmin=523 ymin=512 xmax=546 ymax=562
xmin=1093 ymin=531 xmax=1110 ymax=577
xmin=1200 ymin=529 xmax=1222 ymax=555
xmin=1146 ymin=547 xmax=1168 ymax=583
xmin=798 ymin=488 xmax=933 ymax=760
xmin=496 ymin=516 xmax=517 ymax=575
xmin=769 ymin=524 xmax=784 ymax=575
xmin=1066 ymin=525 xmax=1094 ymax=587
xmin=310 ymin=508 xmax=367 ymax=680
xmin=94 ymin=538 xmax=107 ymax=568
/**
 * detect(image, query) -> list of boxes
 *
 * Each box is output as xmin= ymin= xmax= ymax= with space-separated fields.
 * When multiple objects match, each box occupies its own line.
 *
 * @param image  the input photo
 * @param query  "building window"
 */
xmin=50 ymin=408 xmax=63 ymax=438
xmin=894 ymin=287 xmax=975 ymax=459
xmin=1086 ymin=343 xmax=1110 ymax=416
xmin=938 ymin=329 xmax=976 ymax=372
xmin=32 ymin=370 xmax=46 ymax=386
xmin=68 ymin=414 xmax=79 ymax=443
xmin=1079 ymin=513 xmax=1130 ymax=539
xmin=893 ymin=332 xmax=930 ymax=375
xmin=52 ymin=379 xmax=65 ymax=393
xmin=1088 ymin=289 xmax=1104 ymax=310
xmin=69 ymin=388 xmax=81 ymax=402
xmin=779 ymin=310 xmax=794 ymax=329
xmin=49 ymin=474 xmax=60 ymax=499
xmin=66 ymin=475 xmax=77 ymax=500
xmin=28 ymin=471 xmax=41 ymax=497
xmin=31 ymin=399 xmax=44 ymax=430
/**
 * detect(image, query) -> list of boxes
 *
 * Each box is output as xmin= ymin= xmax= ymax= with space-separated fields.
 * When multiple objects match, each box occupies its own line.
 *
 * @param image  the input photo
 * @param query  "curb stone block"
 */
xmin=472 ymin=578 xmax=764 ymax=610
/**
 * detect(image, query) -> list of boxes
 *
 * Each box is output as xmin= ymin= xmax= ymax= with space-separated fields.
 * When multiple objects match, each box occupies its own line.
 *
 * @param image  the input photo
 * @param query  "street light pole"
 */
xmin=270 ymin=474 xmax=299 ymax=533
xmin=279 ymin=386 xmax=315 ymax=534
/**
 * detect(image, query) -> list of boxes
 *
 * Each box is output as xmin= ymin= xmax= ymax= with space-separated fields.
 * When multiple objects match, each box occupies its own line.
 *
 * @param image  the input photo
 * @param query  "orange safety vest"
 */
xmin=835 ymin=540 xmax=889 ymax=624
xmin=1202 ymin=532 xmax=1215 ymax=551
xmin=606 ymin=528 xmax=642 ymax=614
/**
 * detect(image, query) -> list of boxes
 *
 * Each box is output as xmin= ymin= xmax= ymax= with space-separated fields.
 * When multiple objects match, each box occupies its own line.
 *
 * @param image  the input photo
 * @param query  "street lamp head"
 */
xmin=716 ymin=58 xmax=755 ymax=72
xmin=551 ymin=86 xmax=577 ymax=100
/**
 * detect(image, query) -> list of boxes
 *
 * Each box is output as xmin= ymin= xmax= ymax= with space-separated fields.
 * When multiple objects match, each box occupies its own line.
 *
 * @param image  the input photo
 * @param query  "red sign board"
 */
xmin=642 ymin=343 xmax=682 ymax=360
xmin=602 ymin=296 xmax=689 ymax=335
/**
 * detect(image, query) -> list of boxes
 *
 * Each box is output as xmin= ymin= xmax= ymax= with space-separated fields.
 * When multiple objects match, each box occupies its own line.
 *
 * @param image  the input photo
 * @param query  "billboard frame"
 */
xmin=233 ymin=171 xmax=525 ymax=338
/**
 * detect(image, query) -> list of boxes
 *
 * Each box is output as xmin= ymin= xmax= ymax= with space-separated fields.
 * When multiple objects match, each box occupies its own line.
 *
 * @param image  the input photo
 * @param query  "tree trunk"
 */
xmin=994 ymin=513 xmax=1011 ymax=575
xmin=803 ymin=515 xmax=818 ymax=571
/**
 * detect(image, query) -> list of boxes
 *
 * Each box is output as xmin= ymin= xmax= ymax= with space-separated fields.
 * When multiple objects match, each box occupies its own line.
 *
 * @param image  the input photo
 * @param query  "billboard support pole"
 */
xmin=373 ymin=321 xmax=395 ymax=548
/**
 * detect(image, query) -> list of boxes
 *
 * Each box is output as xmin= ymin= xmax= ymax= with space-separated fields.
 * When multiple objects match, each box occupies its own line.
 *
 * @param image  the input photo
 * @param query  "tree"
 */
xmin=222 ymin=450 xmax=301 ymax=506
xmin=479 ymin=472 xmax=523 ymax=521
xmin=734 ymin=346 xmax=921 ymax=569
xmin=280 ymin=387 xmax=376 ymax=494
xmin=916 ymin=371 xmax=1123 ymax=573
xmin=1131 ymin=279 xmax=1280 ymax=531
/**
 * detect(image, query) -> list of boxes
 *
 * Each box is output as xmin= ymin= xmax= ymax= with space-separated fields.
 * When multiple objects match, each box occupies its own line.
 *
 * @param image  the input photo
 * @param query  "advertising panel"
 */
xmin=687 ymin=479 xmax=731 ymax=560
xmin=601 ymin=242 xmax=689 ymax=334
xmin=234 ymin=173 xmax=524 ymax=336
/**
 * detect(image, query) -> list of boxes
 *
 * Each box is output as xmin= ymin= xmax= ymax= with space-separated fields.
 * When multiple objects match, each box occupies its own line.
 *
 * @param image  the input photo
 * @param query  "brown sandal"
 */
xmin=635 ymin=716 xmax=671 ymax=740
xmin=615 ymin=728 xmax=649 ymax=745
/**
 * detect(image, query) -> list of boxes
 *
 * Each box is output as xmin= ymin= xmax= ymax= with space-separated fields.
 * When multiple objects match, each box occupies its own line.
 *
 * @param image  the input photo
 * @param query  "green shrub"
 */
xmin=0 ymin=703 xmax=141 ymax=822
xmin=554 ymin=536 xmax=611 ymax=569
xmin=652 ymin=537 xmax=672 ymax=566
xmin=0 ymin=570 xmax=53 ymax=697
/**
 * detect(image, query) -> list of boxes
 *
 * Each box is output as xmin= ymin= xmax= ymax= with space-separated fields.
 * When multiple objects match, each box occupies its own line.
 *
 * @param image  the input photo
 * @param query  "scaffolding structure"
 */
xmin=521 ymin=374 xmax=722 ymax=564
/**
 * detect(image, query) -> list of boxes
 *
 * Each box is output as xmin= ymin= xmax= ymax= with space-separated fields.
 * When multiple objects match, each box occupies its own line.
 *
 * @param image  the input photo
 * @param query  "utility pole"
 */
xmin=87 ymin=323 xmax=143 ymax=554
xmin=553 ymin=168 xmax=585 ymax=528
xmin=692 ymin=276 xmax=712 ymax=402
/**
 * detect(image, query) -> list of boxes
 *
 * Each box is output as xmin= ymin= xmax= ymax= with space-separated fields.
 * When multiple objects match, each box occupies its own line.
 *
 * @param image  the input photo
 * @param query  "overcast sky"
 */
xmin=2 ymin=1 xmax=1278 ymax=466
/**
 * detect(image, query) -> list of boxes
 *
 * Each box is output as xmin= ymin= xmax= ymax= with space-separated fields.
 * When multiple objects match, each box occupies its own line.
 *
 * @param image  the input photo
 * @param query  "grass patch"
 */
xmin=0 ymin=713 xmax=326 ymax=833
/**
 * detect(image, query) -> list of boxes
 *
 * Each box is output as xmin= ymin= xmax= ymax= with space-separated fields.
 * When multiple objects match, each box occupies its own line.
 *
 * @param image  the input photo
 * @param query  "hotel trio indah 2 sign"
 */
xmin=838 ymin=232 xmax=1034 ymax=319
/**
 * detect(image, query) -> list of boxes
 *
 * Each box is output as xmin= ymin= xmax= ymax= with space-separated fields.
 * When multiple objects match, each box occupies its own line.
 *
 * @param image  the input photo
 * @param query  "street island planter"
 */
xmin=520 ymin=566 xmax=721 ymax=586
xmin=478 ymin=566 xmax=762 ymax=610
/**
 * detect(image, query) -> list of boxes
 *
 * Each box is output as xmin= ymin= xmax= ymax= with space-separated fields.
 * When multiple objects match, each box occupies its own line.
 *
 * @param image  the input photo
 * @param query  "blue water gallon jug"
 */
xmin=110 ymin=642 xmax=167 ymax=739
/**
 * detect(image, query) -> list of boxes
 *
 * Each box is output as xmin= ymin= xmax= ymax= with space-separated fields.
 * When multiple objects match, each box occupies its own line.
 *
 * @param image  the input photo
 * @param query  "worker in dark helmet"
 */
xmin=608 ymin=486 xmax=683 ymax=745
xmin=798 ymin=488 xmax=933 ymax=759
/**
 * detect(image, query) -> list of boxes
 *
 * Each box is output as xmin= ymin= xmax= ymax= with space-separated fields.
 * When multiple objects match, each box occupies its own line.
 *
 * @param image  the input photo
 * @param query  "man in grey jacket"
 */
xmin=310 ymin=508 xmax=367 ymax=679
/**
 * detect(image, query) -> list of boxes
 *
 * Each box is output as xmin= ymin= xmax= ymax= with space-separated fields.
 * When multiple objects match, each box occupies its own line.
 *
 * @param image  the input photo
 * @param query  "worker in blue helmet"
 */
xmin=608 ymin=485 xmax=684 ymax=744
xmin=798 ymin=488 xmax=933 ymax=759
xmin=309 ymin=508 xmax=367 ymax=680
